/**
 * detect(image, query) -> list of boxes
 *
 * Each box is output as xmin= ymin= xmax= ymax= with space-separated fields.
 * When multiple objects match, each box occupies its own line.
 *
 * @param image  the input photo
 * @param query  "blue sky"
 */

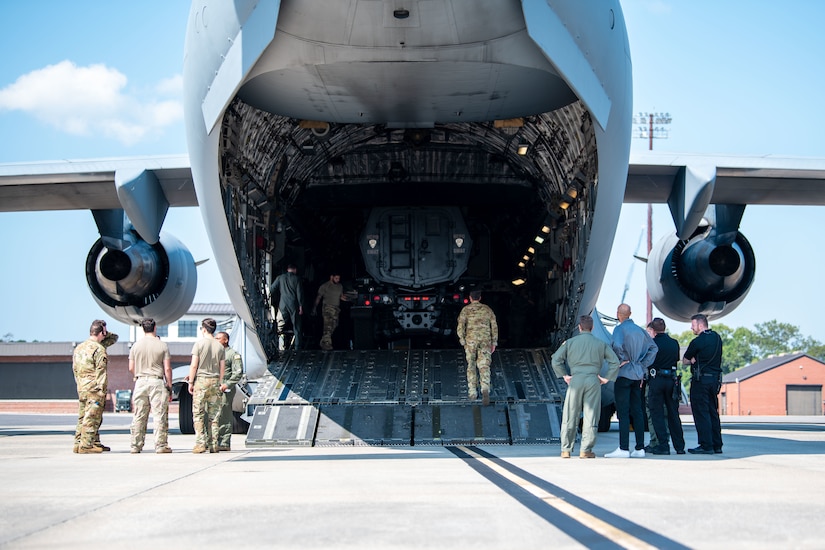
xmin=1 ymin=1 xmax=824 ymax=342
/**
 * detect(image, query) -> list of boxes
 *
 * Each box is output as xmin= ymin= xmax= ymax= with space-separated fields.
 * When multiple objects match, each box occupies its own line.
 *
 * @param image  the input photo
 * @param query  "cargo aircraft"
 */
xmin=2 ymin=1 xmax=825 ymax=445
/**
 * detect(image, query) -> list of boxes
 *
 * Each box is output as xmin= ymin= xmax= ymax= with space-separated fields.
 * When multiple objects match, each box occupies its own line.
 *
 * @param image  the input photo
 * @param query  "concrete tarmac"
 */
xmin=1 ymin=412 xmax=824 ymax=549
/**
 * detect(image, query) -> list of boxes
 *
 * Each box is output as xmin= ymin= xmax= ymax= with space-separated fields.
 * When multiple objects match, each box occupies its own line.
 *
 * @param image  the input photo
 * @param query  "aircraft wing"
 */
xmin=625 ymin=151 xmax=825 ymax=322
xmin=4 ymin=151 xmax=825 ymax=330
xmin=0 ymin=154 xmax=199 ymax=328
xmin=5 ymin=151 xmax=824 ymax=212
xmin=626 ymin=151 xmax=825 ymax=205
xmin=0 ymin=155 xmax=196 ymax=212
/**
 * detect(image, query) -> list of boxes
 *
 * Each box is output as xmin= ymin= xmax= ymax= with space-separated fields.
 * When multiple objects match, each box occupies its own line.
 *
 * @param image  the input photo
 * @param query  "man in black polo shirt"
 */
xmin=646 ymin=318 xmax=685 ymax=455
xmin=683 ymin=313 xmax=723 ymax=454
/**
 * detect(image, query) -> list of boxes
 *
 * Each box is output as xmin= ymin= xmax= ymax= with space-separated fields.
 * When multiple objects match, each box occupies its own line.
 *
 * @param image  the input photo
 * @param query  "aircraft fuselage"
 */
xmin=182 ymin=0 xmax=632 ymax=368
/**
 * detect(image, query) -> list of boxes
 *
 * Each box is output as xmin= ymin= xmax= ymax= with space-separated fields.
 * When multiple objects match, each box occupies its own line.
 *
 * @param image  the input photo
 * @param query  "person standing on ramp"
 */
xmin=456 ymin=290 xmax=498 ymax=406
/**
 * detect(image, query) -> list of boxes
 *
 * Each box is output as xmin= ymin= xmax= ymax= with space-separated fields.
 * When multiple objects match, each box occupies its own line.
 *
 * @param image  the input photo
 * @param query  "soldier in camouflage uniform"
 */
xmin=216 ymin=331 xmax=244 ymax=451
xmin=456 ymin=290 xmax=498 ymax=406
xmin=72 ymin=319 xmax=117 ymax=454
xmin=313 ymin=273 xmax=349 ymax=351
xmin=128 ymin=318 xmax=173 ymax=454
xmin=187 ymin=318 xmax=227 ymax=453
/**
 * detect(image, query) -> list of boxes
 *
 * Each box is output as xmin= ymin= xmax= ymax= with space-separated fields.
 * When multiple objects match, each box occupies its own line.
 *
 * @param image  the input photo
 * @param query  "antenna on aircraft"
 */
xmin=620 ymin=226 xmax=646 ymax=304
xmin=633 ymin=111 xmax=672 ymax=323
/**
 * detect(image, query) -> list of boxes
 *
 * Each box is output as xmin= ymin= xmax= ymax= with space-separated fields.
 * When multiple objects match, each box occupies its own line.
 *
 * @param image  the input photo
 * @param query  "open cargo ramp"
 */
xmin=245 ymin=349 xmax=564 ymax=447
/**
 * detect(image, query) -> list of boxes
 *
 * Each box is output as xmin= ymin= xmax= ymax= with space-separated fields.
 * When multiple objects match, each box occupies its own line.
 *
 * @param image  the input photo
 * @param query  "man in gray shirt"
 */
xmin=605 ymin=303 xmax=657 ymax=458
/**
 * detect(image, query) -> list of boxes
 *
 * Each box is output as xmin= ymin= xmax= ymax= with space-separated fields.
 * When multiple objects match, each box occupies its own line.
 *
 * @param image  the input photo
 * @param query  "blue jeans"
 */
xmin=614 ymin=376 xmax=645 ymax=451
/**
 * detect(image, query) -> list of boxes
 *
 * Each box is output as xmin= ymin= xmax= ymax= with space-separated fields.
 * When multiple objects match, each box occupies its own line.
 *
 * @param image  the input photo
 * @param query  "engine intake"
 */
xmin=85 ymin=231 xmax=197 ymax=326
xmin=647 ymin=230 xmax=755 ymax=322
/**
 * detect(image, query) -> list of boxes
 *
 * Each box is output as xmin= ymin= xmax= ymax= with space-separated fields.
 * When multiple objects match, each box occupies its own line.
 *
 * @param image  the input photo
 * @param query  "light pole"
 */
xmin=633 ymin=112 xmax=672 ymax=151
xmin=633 ymin=112 xmax=672 ymax=324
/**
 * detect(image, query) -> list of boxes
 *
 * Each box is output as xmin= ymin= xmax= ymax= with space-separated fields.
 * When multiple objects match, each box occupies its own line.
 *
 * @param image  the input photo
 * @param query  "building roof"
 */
xmin=722 ymin=352 xmax=825 ymax=383
xmin=0 ymin=341 xmax=195 ymax=357
xmin=185 ymin=303 xmax=235 ymax=315
xmin=0 ymin=342 xmax=76 ymax=356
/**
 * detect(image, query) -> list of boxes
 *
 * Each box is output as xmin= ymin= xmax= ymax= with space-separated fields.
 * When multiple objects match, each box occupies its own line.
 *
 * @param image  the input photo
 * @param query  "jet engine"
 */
xmin=646 ymin=226 xmax=755 ymax=322
xmin=85 ymin=231 xmax=197 ymax=326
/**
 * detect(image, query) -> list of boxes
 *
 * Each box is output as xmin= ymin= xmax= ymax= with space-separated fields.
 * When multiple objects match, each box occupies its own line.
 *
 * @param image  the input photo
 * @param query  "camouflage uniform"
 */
xmin=129 ymin=335 xmax=171 ymax=452
xmin=217 ymin=345 xmax=244 ymax=450
xmin=191 ymin=337 xmax=225 ymax=452
xmin=320 ymin=304 xmax=341 ymax=350
xmin=316 ymin=280 xmax=344 ymax=350
xmin=72 ymin=332 xmax=117 ymax=451
xmin=456 ymin=301 xmax=498 ymax=400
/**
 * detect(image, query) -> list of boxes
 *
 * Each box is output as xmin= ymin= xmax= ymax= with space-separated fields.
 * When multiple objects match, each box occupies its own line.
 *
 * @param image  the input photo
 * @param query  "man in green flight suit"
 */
xmin=456 ymin=290 xmax=498 ymax=406
xmin=216 ymin=331 xmax=244 ymax=451
xmin=551 ymin=314 xmax=620 ymax=459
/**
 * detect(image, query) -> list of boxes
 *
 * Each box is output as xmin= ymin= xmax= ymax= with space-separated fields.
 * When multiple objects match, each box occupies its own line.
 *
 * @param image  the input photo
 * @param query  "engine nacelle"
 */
xmin=646 ymin=230 xmax=755 ymax=322
xmin=85 ymin=231 xmax=197 ymax=326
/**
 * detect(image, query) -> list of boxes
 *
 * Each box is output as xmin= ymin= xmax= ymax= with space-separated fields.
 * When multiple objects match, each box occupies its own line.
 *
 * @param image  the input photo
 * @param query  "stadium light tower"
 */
xmin=633 ymin=112 xmax=672 ymax=151
xmin=633 ymin=112 xmax=672 ymax=323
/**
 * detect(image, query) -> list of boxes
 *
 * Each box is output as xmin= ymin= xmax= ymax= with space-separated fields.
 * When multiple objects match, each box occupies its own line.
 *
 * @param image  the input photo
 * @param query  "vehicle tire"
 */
xmin=232 ymin=411 xmax=250 ymax=434
xmin=178 ymin=388 xmax=195 ymax=434
xmin=597 ymin=403 xmax=615 ymax=432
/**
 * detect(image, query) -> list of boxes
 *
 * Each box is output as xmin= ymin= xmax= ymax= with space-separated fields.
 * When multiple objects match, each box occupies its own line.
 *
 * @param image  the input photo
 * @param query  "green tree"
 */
xmin=806 ymin=343 xmax=825 ymax=362
xmin=673 ymin=329 xmax=694 ymax=349
xmin=752 ymin=320 xmax=813 ymax=357
xmin=677 ymin=319 xmax=824 ymax=373
xmin=672 ymin=329 xmax=696 ymax=392
xmin=721 ymin=326 xmax=757 ymax=373
xmin=673 ymin=323 xmax=754 ymax=375
xmin=668 ymin=320 xmax=825 ymax=389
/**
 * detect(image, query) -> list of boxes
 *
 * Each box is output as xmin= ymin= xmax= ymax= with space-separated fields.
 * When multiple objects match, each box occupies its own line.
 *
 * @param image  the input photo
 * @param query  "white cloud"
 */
xmin=155 ymin=74 xmax=183 ymax=96
xmin=0 ymin=60 xmax=183 ymax=146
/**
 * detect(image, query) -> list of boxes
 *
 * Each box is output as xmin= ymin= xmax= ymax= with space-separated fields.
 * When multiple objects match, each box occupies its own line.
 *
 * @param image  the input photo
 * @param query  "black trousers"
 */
xmin=690 ymin=375 xmax=723 ymax=450
xmin=614 ymin=376 xmax=645 ymax=451
xmin=646 ymin=375 xmax=685 ymax=452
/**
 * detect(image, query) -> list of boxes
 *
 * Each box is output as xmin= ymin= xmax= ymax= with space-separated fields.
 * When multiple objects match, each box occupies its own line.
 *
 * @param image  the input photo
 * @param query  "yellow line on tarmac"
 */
xmin=456 ymin=446 xmax=657 ymax=550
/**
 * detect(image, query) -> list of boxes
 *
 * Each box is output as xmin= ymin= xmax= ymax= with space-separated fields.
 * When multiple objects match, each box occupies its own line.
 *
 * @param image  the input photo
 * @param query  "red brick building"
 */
xmin=0 ymin=304 xmax=237 ymax=413
xmin=0 ymin=341 xmax=192 ymax=413
xmin=720 ymin=353 xmax=825 ymax=416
